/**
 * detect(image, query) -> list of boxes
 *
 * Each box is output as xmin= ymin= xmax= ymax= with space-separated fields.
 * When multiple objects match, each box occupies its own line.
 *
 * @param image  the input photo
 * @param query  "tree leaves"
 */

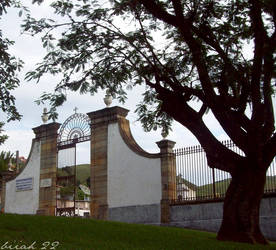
xmin=0 ymin=122 xmax=8 ymax=146
xmin=0 ymin=0 xmax=28 ymax=122
xmin=22 ymin=0 xmax=275 ymax=143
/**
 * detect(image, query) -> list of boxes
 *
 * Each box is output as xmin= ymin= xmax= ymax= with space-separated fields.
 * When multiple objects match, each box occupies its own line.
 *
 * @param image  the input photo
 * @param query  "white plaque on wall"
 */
xmin=16 ymin=177 xmax=33 ymax=191
xmin=40 ymin=178 xmax=52 ymax=188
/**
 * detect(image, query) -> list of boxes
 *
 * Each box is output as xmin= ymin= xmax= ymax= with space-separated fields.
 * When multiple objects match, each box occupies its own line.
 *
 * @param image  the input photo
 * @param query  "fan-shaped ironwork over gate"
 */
xmin=57 ymin=112 xmax=91 ymax=150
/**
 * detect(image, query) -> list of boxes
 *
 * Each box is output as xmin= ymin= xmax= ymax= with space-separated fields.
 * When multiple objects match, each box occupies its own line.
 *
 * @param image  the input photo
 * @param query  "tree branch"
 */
xmin=171 ymin=0 xmax=185 ymax=20
xmin=156 ymin=86 xmax=244 ymax=173
xmin=139 ymin=1 xmax=249 ymax=153
xmin=263 ymin=133 xmax=276 ymax=168
xmin=262 ymin=41 xmax=275 ymax=142
xmin=138 ymin=0 xmax=178 ymax=27
xmin=249 ymin=0 xmax=266 ymax=126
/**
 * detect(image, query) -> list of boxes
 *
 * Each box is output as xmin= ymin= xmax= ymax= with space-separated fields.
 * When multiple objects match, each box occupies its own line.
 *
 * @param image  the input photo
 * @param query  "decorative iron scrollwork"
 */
xmin=57 ymin=112 xmax=91 ymax=148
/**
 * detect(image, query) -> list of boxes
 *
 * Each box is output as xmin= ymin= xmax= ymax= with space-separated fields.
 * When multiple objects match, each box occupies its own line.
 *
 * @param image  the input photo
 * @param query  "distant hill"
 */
xmin=196 ymin=175 xmax=276 ymax=198
xmin=57 ymin=164 xmax=90 ymax=185
xmin=57 ymin=164 xmax=276 ymax=197
xmin=196 ymin=178 xmax=231 ymax=198
xmin=76 ymin=164 xmax=90 ymax=184
xmin=265 ymin=175 xmax=276 ymax=192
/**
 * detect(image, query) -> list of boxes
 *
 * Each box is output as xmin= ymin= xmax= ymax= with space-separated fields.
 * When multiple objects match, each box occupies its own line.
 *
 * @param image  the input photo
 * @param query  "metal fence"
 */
xmin=171 ymin=140 xmax=276 ymax=204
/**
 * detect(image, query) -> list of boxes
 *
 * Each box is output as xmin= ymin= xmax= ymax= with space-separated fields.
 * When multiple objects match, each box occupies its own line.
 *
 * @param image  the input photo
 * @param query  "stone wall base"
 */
xmin=169 ymin=197 xmax=276 ymax=241
xmin=108 ymin=204 xmax=160 ymax=224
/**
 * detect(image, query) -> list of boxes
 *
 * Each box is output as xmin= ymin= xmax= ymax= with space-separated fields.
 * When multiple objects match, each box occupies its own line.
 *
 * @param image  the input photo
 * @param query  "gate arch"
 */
xmin=57 ymin=112 xmax=91 ymax=149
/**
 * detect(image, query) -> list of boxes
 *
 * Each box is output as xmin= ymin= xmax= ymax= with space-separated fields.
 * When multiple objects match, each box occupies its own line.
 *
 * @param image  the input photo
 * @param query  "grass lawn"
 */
xmin=0 ymin=213 xmax=275 ymax=250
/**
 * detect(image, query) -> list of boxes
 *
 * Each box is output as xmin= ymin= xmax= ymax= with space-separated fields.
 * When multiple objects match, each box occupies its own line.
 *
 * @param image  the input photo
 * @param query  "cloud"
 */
xmin=0 ymin=129 xmax=34 ymax=157
xmin=2 ymin=0 xmax=275 ymax=164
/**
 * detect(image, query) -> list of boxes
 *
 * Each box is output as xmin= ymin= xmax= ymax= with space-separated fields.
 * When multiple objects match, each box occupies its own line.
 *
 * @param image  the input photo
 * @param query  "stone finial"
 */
xmin=161 ymin=128 xmax=169 ymax=140
xmin=41 ymin=108 xmax=49 ymax=124
xmin=104 ymin=90 xmax=112 ymax=107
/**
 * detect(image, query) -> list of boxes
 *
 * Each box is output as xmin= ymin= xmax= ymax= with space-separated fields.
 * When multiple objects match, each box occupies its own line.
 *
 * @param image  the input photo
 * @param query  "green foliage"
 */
xmin=23 ymin=0 xmax=177 ymax=131
xmin=76 ymin=187 xmax=85 ymax=200
xmin=23 ymin=0 xmax=276 ymax=181
xmin=0 ymin=151 xmax=14 ymax=173
xmin=23 ymin=0 xmax=276 ymax=139
xmin=0 ymin=0 xmax=27 ymax=122
xmin=0 ymin=122 xmax=8 ymax=145
xmin=57 ymin=164 xmax=90 ymax=200
xmin=18 ymin=1 xmax=276 ymax=242
xmin=59 ymin=185 xmax=74 ymax=198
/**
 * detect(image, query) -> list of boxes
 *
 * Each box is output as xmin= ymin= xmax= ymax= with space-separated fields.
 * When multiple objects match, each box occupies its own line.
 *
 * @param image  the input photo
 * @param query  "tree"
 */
xmin=24 ymin=0 xmax=276 ymax=244
xmin=0 ymin=122 xmax=8 ymax=145
xmin=0 ymin=0 xmax=24 ymax=123
xmin=0 ymin=151 xmax=14 ymax=174
xmin=0 ymin=0 xmax=24 ymax=145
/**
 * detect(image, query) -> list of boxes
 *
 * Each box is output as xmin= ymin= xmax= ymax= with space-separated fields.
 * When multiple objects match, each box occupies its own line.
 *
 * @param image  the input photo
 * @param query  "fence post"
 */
xmin=156 ymin=139 xmax=176 ymax=224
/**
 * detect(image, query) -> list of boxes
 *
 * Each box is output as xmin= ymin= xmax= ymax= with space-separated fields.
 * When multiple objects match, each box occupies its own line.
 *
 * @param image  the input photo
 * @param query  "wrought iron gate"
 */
xmin=56 ymin=111 xmax=91 ymax=216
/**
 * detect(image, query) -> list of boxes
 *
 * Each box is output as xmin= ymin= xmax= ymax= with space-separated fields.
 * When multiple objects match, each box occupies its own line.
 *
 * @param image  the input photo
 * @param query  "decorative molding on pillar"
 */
xmin=87 ymin=106 xmax=129 ymax=127
xmin=33 ymin=122 xmax=61 ymax=140
xmin=156 ymin=140 xmax=176 ymax=154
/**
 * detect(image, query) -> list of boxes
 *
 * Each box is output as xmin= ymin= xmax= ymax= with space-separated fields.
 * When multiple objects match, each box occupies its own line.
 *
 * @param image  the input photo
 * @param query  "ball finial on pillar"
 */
xmin=41 ymin=108 xmax=49 ymax=124
xmin=104 ymin=90 xmax=112 ymax=107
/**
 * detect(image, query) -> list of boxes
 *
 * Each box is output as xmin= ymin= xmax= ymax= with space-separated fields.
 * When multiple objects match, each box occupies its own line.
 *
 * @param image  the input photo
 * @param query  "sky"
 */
xmin=1 ymin=0 xmax=272 ymax=165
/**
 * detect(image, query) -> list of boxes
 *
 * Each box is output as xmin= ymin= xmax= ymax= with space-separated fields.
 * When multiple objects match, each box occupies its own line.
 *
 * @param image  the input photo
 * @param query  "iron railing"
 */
xmin=171 ymin=140 xmax=276 ymax=204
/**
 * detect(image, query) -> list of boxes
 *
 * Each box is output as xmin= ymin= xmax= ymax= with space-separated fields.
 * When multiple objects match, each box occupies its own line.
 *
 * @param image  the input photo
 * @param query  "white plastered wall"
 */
xmin=4 ymin=140 xmax=40 ymax=214
xmin=108 ymin=123 xmax=161 ymax=208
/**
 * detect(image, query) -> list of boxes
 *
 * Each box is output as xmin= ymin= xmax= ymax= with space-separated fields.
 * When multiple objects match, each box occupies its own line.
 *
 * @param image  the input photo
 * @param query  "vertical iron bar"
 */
xmin=212 ymin=167 xmax=216 ymax=198
xmin=74 ymin=144 xmax=76 ymax=216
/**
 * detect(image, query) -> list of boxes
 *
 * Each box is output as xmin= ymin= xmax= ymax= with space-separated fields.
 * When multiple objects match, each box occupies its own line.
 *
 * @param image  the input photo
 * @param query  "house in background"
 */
xmin=176 ymin=175 xmax=197 ymax=201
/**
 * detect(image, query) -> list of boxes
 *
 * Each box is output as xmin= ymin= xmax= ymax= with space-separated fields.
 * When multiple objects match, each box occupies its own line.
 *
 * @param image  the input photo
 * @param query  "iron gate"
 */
xmin=56 ymin=110 xmax=91 ymax=216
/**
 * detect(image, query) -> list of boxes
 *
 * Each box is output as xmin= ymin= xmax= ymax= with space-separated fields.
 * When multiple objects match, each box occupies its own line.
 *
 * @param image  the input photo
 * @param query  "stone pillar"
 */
xmin=156 ymin=139 xmax=176 ymax=224
xmin=33 ymin=122 xmax=60 ymax=216
xmin=87 ymin=106 xmax=129 ymax=220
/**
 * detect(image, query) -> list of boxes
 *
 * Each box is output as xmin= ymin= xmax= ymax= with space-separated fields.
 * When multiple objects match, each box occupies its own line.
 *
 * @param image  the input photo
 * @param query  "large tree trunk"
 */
xmin=217 ymin=163 xmax=268 ymax=244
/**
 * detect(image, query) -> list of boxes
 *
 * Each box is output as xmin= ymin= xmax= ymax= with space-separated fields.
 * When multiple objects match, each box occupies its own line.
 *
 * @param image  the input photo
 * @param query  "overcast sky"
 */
xmin=1 ymin=0 xmax=264 ymax=164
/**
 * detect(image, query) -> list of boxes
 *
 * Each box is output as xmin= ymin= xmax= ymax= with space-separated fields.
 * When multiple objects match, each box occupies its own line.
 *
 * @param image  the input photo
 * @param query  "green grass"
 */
xmin=0 ymin=214 xmax=275 ymax=250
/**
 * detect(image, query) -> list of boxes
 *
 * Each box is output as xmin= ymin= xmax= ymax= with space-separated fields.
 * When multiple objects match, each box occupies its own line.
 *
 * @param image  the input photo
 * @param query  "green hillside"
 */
xmin=57 ymin=164 xmax=90 ymax=184
xmin=196 ymin=178 xmax=231 ymax=198
xmin=76 ymin=164 xmax=90 ymax=184
xmin=196 ymin=175 xmax=276 ymax=198
xmin=265 ymin=175 xmax=276 ymax=192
